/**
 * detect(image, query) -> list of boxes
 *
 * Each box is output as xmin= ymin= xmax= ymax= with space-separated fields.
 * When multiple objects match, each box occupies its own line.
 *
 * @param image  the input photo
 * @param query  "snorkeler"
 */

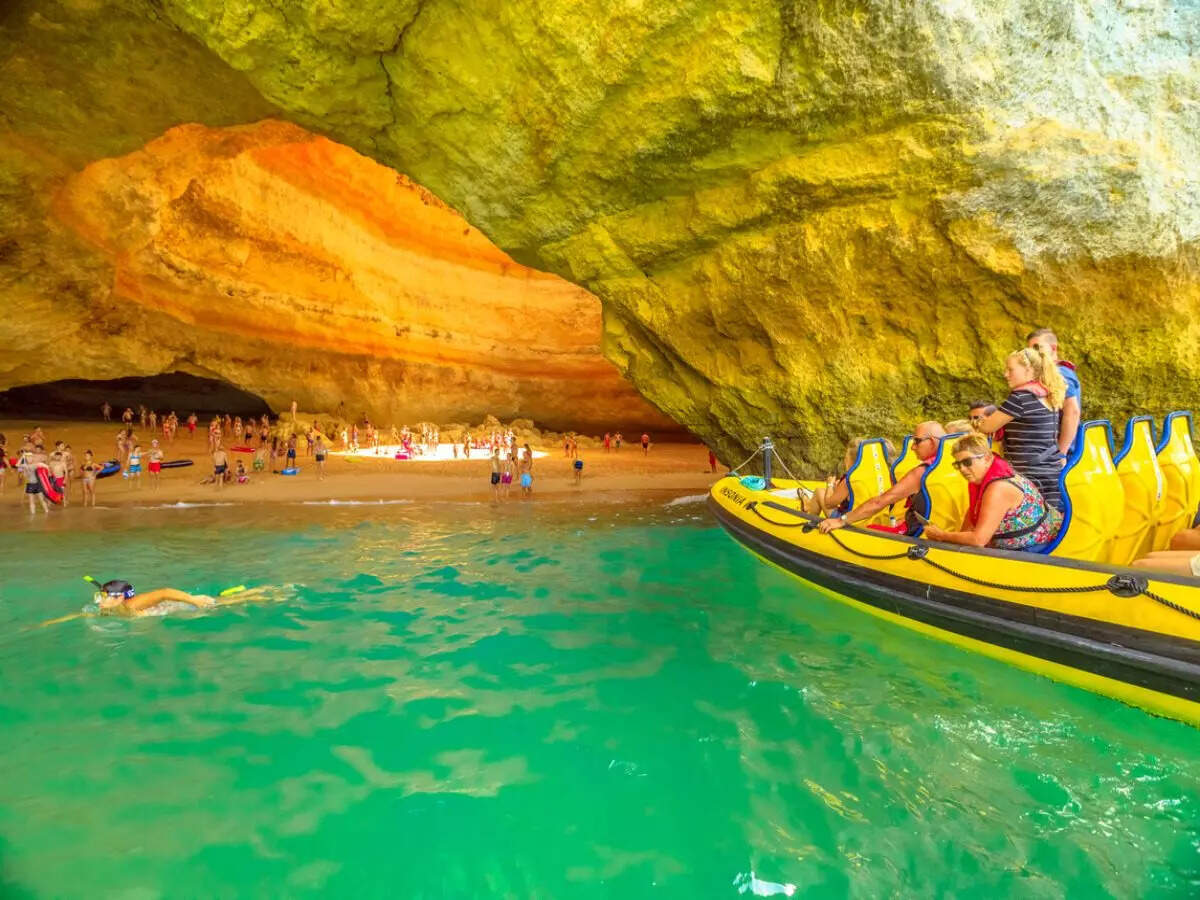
xmin=91 ymin=579 xmax=216 ymax=617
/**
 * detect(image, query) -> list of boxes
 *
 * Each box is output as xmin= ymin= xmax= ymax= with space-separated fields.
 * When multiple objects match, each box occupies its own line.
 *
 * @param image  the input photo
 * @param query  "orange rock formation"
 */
xmin=50 ymin=120 xmax=677 ymax=433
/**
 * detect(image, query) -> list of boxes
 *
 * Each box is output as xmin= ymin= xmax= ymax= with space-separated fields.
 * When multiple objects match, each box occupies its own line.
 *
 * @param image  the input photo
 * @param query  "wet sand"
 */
xmin=0 ymin=419 xmax=721 ymax=511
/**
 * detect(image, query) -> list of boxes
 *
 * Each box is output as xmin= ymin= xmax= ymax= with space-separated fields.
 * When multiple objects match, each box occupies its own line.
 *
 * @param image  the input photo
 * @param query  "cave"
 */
xmin=0 ymin=372 xmax=273 ymax=420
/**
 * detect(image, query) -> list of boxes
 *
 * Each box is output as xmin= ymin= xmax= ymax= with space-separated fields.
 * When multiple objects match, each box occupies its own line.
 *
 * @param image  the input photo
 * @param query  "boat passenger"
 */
xmin=922 ymin=433 xmax=1062 ymax=551
xmin=973 ymin=346 xmax=1066 ymax=510
xmin=818 ymin=423 xmax=945 ymax=534
xmin=803 ymin=436 xmax=870 ymax=517
xmin=1027 ymin=328 xmax=1081 ymax=457
xmin=1131 ymin=551 xmax=1200 ymax=578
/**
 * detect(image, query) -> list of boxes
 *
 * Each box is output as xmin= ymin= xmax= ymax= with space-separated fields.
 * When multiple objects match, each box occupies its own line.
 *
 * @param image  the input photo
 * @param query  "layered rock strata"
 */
xmin=46 ymin=121 xmax=676 ymax=432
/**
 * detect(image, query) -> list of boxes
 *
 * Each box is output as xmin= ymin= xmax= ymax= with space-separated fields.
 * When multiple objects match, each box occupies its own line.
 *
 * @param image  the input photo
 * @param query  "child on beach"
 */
xmin=574 ymin=456 xmax=583 ymax=485
xmin=147 ymin=439 xmax=164 ymax=489
xmin=236 ymin=459 xmax=249 ymax=484
xmin=80 ymin=450 xmax=101 ymax=507
xmin=126 ymin=444 xmax=142 ymax=488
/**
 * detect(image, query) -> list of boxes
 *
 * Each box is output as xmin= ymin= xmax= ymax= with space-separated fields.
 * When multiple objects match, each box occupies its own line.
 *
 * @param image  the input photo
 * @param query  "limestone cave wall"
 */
xmin=4 ymin=0 xmax=1200 ymax=466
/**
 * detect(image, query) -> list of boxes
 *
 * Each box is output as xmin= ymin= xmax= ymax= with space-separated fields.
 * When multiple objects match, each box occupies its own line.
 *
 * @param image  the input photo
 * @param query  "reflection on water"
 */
xmin=0 ymin=500 xmax=1196 ymax=897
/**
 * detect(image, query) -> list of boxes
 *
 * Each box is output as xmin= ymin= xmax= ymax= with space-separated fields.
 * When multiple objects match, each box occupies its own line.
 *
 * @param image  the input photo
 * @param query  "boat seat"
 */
xmin=844 ymin=438 xmax=894 ymax=525
xmin=890 ymin=434 xmax=920 ymax=483
xmin=911 ymin=433 xmax=969 ymax=535
xmin=1109 ymin=416 xmax=1164 ymax=565
xmin=1042 ymin=421 xmax=1124 ymax=562
xmin=1152 ymin=411 xmax=1200 ymax=550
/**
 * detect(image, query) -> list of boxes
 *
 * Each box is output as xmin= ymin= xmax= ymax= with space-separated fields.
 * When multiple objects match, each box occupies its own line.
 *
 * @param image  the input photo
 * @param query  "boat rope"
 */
xmin=821 ymin=529 xmax=909 ymax=560
xmin=728 ymin=445 xmax=764 ymax=476
xmin=822 ymin=531 xmax=1200 ymax=621
xmin=747 ymin=503 xmax=811 ymax=529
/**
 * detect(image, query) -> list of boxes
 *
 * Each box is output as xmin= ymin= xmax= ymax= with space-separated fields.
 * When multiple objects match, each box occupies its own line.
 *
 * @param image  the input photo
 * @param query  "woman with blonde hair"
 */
xmin=923 ymin=433 xmax=1062 ymax=551
xmin=974 ymin=345 xmax=1067 ymax=510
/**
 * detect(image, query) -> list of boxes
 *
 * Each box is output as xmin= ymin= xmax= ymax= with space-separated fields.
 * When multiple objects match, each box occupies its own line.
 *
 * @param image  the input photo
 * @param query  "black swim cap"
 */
xmin=101 ymin=580 xmax=134 ymax=597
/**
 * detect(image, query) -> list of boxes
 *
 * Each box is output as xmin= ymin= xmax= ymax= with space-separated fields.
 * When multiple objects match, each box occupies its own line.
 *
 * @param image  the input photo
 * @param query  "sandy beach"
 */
xmin=0 ymin=418 xmax=721 ymax=512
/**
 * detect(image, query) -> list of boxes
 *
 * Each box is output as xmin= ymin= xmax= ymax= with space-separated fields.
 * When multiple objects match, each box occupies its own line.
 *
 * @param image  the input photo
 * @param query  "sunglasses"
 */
xmin=952 ymin=455 xmax=986 ymax=470
xmin=910 ymin=435 xmax=934 ymax=445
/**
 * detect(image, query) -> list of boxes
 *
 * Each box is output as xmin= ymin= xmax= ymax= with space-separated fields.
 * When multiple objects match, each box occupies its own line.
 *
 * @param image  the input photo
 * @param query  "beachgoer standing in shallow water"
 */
xmin=519 ymin=443 xmax=534 ymax=498
xmin=212 ymin=442 xmax=228 ymax=491
xmin=574 ymin=455 xmax=584 ymax=486
xmin=122 ymin=407 xmax=133 ymax=428
xmin=49 ymin=443 xmax=69 ymax=506
xmin=615 ymin=432 xmax=623 ymax=452
xmin=20 ymin=450 xmax=49 ymax=514
xmin=490 ymin=447 xmax=502 ymax=501
xmin=641 ymin=433 xmax=650 ymax=455
xmin=314 ymin=434 xmax=327 ymax=479
xmin=101 ymin=401 xmax=111 ymax=422
xmin=126 ymin=444 xmax=142 ymax=489
xmin=147 ymin=439 xmax=164 ymax=490
xmin=80 ymin=450 xmax=100 ymax=507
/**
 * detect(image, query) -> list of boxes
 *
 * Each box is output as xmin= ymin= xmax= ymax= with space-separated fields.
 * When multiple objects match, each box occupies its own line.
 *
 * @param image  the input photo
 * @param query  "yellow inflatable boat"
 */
xmin=710 ymin=414 xmax=1200 ymax=726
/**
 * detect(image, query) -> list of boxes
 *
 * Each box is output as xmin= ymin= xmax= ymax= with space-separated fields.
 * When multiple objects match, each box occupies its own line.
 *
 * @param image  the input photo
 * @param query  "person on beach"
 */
xmin=147 ymin=439 xmax=164 ymax=489
xmin=604 ymin=433 xmax=611 ymax=452
xmin=19 ymin=450 xmax=49 ymax=514
xmin=490 ymin=447 xmax=502 ymax=500
xmin=187 ymin=412 xmax=197 ymax=438
xmin=708 ymin=448 xmax=718 ymax=473
xmin=93 ymin=580 xmax=216 ymax=617
xmin=149 ymin=410 xmax=157 ymax=433
xmin=80 ymin=450 xmax=101 ymax=507
xmin=236 ymin=459 xmax=249 ymax=484
xmin=0 ymin=434 xmax=9 ymax=494
xmin=922 ymin=433 xmax=1062 ymax=551
xmin=1027 ymin=327 xmax=1082 ymax=457
xmin=641 ymin=433 xmax=650 ymax=454
xmin=500 ymin=450 xmax=514 ymax=498
xmin=614 ymin=432 xmax=623 ymax=452
xmin=212 ymin=442 xmax=228 ymax=491
xmin=49 ymin=443 xmax=69 ymax=506
xmin=122 ymin=407 xmax=133 ymax=427
xmin=573 ymin=456 xmax=584 ymax=486
xmin=126 ymin=444 xmax=142 ymax=488
xmin=973 ymin=346 xmax=1067 ymax=510
xmin=818 ymin=423 xmax=945 ymax=535
xmin=519 ymin=444 xmax=534 ymax=498
xmin=314 ymin=434 xmax=327 ymax=479
xmin=286 ymin=433 xmax=297 ymax=469
xmin=101 ymin=401 xmax=111 ymax=422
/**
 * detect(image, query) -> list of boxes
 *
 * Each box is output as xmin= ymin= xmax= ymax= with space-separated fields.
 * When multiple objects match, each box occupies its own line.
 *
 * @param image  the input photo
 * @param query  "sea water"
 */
xmin=0 ymin=497 xmax=1196 ymax=897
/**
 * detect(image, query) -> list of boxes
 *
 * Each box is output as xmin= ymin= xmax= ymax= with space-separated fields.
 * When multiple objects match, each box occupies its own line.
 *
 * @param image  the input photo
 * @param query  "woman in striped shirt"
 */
xmin=974 ymin=346 xmax=1067 ymax=510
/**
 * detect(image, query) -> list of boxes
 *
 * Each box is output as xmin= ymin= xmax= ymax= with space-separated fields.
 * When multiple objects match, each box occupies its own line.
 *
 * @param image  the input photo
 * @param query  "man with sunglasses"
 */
xmin=818 ymin=422 xmax=946 ymax=535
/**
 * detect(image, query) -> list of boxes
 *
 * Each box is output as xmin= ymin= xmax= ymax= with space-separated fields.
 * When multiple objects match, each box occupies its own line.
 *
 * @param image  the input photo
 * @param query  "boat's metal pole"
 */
xmin=762 ymin=437 xmax=774 ymax=488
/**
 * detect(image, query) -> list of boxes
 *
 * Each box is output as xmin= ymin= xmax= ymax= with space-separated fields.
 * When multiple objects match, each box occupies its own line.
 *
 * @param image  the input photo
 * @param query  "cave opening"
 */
xmin=0 ymin=372 xmax=272 ymax=420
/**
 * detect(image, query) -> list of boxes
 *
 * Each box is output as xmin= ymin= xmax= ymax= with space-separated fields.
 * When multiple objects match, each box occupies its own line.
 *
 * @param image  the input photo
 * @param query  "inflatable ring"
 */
xmin=96 ymin=460 xmax=121 ymax=479
xmin=280 ymin=467 xmax=299 ymax=475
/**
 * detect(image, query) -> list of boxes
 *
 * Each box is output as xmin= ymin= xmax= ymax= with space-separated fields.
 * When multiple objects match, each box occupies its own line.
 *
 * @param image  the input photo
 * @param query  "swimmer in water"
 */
xmin=93 ymin=580 xmax=216 ymax=617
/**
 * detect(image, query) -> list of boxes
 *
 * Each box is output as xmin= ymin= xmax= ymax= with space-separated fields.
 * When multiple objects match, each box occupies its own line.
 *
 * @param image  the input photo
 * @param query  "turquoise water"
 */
xmin=0 ymin=496 xmax=1197 ymax=897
